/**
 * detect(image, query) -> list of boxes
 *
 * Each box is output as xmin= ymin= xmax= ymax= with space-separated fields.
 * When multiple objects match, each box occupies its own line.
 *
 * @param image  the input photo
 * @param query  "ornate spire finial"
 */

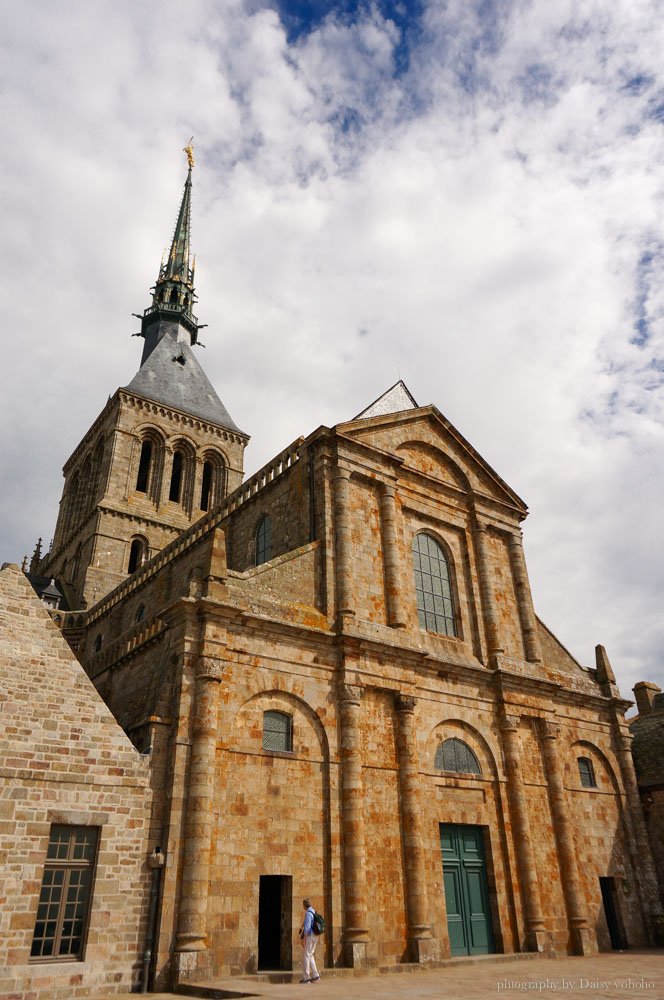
xmin=136 ymin=149 xmax=201 ymax=364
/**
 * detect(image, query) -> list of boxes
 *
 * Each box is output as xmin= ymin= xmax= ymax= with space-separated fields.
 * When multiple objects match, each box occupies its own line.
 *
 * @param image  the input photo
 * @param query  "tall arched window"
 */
xmin=91 ymin=438 xmax=105 ymax=500
xmin=412 ymin=532 xmax=457 ymax=636
xmin=256 ymin=515 xmax=272 ymax=566
xmin=200 ymin=454 xmax=226 ymax=511
xmin=200 ymin=461 xmax=214 ymax=511
xmin=262 ymin=711 xmax=292 ymax=752
xmin=169 ymin=450 xmax=184 ymax=503
xmin=128 ymin=537 xmax=148 ymax=574
xmin=578 ymin=756 xmax=597 ymax=788
xmin=435 ymin=738 xmax=481 ymax=775
xmin=136 ymin=440 xmax=152 ymax=493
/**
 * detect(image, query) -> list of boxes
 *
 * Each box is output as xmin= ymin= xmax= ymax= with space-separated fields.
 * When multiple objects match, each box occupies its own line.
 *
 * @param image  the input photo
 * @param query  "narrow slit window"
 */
xmin=30 ymin=825 xmax=98 ymax=962
xmin=136 ymin=441 xmax=152 ymax=493
xmin=263 ymin=711 xmax=292 ymax=752
xmin=128 ymin=538 xmax=147 ymax=574
xmin=169 ymin=451 xmax=183 ymax=503
xmin=200 ymin=461 xmax=213 ymax=511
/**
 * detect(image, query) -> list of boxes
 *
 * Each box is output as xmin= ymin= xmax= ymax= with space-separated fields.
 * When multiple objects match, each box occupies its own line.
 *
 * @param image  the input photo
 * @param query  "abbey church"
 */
xmin=1 ymin=153 xmax=663 ymax=998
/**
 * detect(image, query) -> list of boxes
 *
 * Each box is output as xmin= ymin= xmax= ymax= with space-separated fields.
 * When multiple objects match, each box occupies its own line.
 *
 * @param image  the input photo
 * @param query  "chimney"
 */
xmin=633 ymin=681 xmax=662 ymax=716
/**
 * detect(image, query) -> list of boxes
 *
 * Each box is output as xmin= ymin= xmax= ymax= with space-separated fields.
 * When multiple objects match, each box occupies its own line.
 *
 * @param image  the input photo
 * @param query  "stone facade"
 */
xmin=0 ymin=564 xmax=153 ymax=999
xmin=6 ymin=162 xmax=663 ymax=998
xmin=629 ymin=682 xmax=664 ymax=906
xmin=40 ymin=399 xmax=664 ymax=991
xmin=40 ymin=387 xmax=247 ymax=611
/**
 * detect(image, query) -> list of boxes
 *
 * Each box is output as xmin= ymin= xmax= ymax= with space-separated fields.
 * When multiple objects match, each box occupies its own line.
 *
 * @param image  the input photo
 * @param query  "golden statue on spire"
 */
xmin=183 ymin=137 xmax=195 ymax=169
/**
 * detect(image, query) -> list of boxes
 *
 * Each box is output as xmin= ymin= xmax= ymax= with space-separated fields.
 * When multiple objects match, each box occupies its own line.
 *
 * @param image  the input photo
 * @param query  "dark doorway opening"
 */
xmin=600 ymin=877 xmax=627 ymax=950
xmin=258 ymin=875 xmax=292 ymax=970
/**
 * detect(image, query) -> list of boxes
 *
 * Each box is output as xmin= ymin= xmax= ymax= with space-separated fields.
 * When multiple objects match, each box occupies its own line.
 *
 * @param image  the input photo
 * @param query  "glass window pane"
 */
xmin=435 ymin=738 xmax=481 ymax=775
xmin=412 ymin=533 xmax=457 ymax=637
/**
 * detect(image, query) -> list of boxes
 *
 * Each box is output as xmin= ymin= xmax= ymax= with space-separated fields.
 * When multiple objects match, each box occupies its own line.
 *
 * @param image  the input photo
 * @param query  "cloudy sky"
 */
xmin=1 ymin=0 xmax=663 ymax=702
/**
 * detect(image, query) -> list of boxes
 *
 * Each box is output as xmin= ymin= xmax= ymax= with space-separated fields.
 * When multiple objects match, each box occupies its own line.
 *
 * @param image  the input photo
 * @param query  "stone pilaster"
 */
xmin=473 ymin=522 xmax=503 ymax=663
xmin=508 ymin=531 xmax=542 ymax=663
xmin=394 ymin=693 xmax=434 ymax=961
xmin=338 ymin=682 xmax=370 ymax=966
xmin=500 ymin=714 xmax=549 ymax=953
xmin=379 ymin=485 xmax=407 ymax=629
xmin=332 ymin=468 xmax=354 ymax=623
xmin=613 ymin=729 xmax=664 ymax=944
xmin=174 ymin=653 xmax=223 ymax=973
xmin=538 ymin=720 xmax=595 ymax=955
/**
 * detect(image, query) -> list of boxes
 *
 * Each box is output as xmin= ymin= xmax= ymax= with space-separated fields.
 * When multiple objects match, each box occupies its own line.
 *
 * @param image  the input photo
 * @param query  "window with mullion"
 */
xmin=262 ymin=710 xmax=293 ymax=752
xmin=435 ymin=737 xmax=481 ymax=775
xmin=412 ymin=533 xmax=457 ymax=636
xmin=578 ymin=756 xmax=597 ymax=788
xmin=31 ymin=825 xmax=98 ymax=961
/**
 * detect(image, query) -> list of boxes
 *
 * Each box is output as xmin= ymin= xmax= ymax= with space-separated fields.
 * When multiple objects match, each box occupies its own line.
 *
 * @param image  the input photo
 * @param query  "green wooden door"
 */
xmin=440 ymin=824 xmax=494 ymax=956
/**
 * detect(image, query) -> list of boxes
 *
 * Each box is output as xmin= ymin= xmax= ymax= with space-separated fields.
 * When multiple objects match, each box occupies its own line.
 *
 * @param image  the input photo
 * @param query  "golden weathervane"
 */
xmin=183 ymin=137 xmax=195 ymax=169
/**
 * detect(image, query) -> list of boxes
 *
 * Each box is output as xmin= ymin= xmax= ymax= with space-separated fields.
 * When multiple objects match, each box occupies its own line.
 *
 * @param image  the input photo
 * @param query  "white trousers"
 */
xmin=302 ymin=933 xmax=319 ymax=979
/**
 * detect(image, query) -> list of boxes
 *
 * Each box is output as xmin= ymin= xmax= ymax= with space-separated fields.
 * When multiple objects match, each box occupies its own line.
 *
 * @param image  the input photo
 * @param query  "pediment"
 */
xmin=337 ymin=405 xmax=527 ymax=514
xmin=396 ymin=441 xmax=469 ymax=491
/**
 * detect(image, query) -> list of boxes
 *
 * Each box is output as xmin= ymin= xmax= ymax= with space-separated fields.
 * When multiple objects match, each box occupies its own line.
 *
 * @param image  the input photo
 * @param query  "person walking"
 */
xmin=298 ymin=898 xmax=320 ymax=983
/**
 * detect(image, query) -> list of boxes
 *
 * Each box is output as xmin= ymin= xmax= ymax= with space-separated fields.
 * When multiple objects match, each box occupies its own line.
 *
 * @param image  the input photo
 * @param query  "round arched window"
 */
xmin=412 ymin=533 xmax=457 ymax=636
xmin=435 ymin=738 xmax=481 ymax=775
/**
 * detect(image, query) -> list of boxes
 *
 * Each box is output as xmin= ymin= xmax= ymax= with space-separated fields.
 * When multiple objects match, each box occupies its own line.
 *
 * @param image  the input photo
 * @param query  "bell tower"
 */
xmin=39 ymin=147 xmax=249 ymax=609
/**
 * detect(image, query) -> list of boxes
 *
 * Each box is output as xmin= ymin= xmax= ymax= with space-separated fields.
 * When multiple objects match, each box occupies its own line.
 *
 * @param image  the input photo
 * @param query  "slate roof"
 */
xmin=353 ymin=380 xmax=419 ymax=420
xmin=26 ymin=574 xmax=70 ymax=611
xmin=125 ymin=329 xmax=245 ymax=434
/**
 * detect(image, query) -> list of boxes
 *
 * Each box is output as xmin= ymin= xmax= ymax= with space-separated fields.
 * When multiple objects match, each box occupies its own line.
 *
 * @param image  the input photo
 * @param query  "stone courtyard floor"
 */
xmin=88 ymin=949 xmax=664 ymax=1000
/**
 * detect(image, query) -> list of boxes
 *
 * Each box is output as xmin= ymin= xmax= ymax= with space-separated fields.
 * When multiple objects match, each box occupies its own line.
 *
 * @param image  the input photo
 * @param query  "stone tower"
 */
xmin=39 ymin=150 xmax=249 ymax=609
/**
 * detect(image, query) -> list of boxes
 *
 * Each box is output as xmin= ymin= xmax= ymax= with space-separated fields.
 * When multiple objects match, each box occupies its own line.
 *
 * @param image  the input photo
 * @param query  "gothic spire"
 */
xmin=137 ymin=143 xmax=202 ymax=364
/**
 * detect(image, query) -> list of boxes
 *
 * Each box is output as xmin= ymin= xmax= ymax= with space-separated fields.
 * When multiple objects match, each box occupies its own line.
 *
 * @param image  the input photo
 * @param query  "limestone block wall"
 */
xmin=643 ymin=790 xmax=664 ymax=903
xmin=225 ymin=451 xmax=312 ymax=572
xmin=209 ymin=640 xmax=340 ymax=975
xmin=0 ymin=565 xmax=153 ymax=999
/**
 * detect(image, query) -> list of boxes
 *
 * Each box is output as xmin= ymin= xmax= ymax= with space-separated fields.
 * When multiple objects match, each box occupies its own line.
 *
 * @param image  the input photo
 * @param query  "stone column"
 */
xmin=473 ymin=522 xmax=503 ymax=663
xmin=338 ymin=683 xmax=369 ymax=966
xmin=500 ymin=714 xmax=549 ymax=952
xmin=394 ymin=694 xmax=434 ymax=961
xmin=538 ymin=720 xmax=595 ymax=955
xmin=379 ymin=485 xmax=407 ymax=629
xmin=614 ymin=730 xmax=664 ymax=944
xmin=508 ymin=531 xmax=542 ymax=663
xmin=333 ymin=468 xmax=354 ymax=622
xmin=174 ymin=654 xmax=223 ymax=965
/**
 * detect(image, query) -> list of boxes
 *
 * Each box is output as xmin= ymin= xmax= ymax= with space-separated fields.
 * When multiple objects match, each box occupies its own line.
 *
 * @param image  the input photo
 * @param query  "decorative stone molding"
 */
xmin=394 ymin=693 xmax=416 ymax=714
xmin=339 ymin=683 xmax=363 ymax=705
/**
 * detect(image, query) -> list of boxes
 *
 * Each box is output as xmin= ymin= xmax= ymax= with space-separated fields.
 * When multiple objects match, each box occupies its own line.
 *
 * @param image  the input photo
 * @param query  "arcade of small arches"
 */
xmin=133 ymin=429 xmax=227 ymax=514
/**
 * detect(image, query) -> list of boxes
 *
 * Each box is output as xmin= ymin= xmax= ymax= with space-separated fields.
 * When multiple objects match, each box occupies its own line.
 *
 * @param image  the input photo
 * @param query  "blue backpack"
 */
xmin=312 ymin=911 xmax=325 ymax=935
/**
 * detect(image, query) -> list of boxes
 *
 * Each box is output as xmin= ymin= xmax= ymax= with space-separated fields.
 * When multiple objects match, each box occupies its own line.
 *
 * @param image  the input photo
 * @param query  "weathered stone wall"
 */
xmin=52 ymin=406 xmax=660 ymax=985
xmin=43 ymin=388 xmax=246 ymax=609
xmin=0 ymin=564 xmax=153 ymax=999
xmin=225 ymin=449 xmax=312 ymax=572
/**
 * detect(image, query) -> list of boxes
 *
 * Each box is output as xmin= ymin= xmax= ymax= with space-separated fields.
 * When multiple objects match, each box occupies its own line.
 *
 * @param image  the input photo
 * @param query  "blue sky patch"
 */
xmin=269 ymin=0 xmax=424 ymax=75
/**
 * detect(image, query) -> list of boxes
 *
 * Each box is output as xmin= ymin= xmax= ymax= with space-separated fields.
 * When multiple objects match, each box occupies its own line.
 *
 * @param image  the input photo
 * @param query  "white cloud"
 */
xmin=1 ymin=0 xmax=663 ymax=700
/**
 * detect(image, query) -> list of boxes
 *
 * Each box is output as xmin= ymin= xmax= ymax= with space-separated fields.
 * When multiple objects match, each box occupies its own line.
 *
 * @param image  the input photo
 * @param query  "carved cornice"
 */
xmin=119 ymin=390 xmax=249 ymax=445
